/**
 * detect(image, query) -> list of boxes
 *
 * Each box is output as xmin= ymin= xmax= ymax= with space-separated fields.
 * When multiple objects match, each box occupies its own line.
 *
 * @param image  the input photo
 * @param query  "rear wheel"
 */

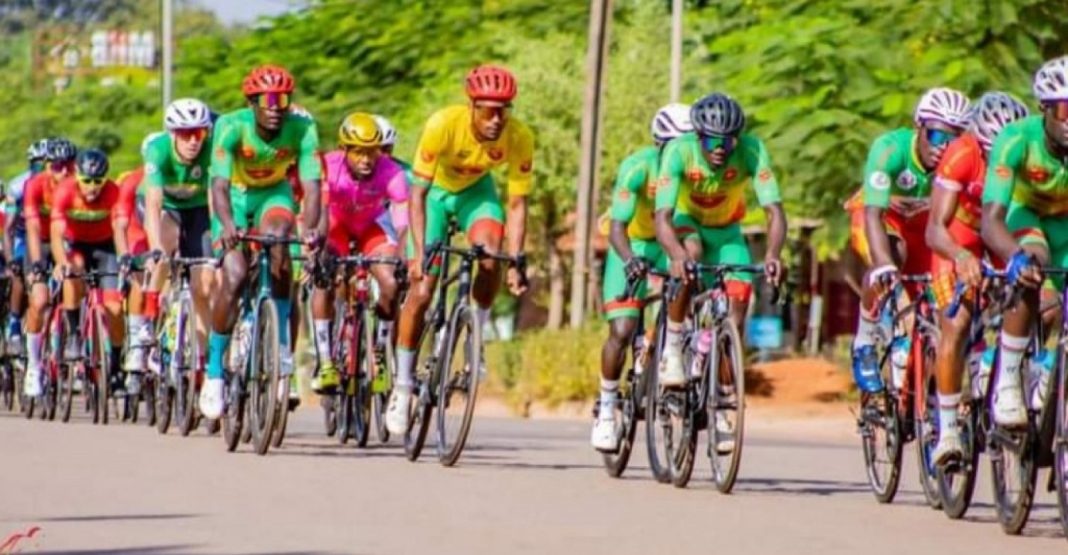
xmin=860 ymin=388 xmax=903 ymax=503
xmin=708 ymin=320 xmax=746 ymax=494
xmin=1054 ymin=351 xmax=1068 ymax=539
xmin=1 ymin=360 xmax=14 ymax=411
xmin=435 ymin=305 xmax=481 ymax=467
xmin=155 ymin=374 xmax=173 ymax=434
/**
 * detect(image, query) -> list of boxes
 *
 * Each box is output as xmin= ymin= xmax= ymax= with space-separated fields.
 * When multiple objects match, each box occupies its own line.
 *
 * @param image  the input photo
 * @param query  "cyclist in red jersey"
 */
xmin=113 ymin=167 xmax=153 ymax=391
xmin=21 ymin=138 xmax=77 ymax=397
xmin=926 ymin=92 xmax=1029 ymax=463
xmin=50 ymin=149 xmax=127 ymax=393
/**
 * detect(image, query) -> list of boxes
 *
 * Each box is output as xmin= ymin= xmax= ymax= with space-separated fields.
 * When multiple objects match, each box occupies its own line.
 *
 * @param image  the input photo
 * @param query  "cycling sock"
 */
xmin=396 ymin=347 xmax=415 ymax=390
xmin=64 ymin=309 xmax=80 ymax=336
xmin=937 ymin=393 xmax=961 ymax=435
xmin=665 ymin=321 xmax=683 ymax=352
xmin=996 ymin=333 xmax=1029 ymax=388
xmin=26 ymin=332 xmax=41 ymax=368
xmin=852 ymin=310 xmax=880 ymax=349
xmin=274 ymin=298 xmax=291 ymax=348
xmin=599 ymin=379 xmax=619 ymax=416
xmin=313 ymin=319 xmax=331 ymax=363
xmin=207 ymin=332 xmax=231 ymax=380
xmin=476 ymin=307 xmax=491 ymax=329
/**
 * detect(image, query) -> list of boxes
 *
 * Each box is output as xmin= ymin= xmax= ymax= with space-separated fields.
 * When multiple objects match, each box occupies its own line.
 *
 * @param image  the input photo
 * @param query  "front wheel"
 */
xmin=915 ymin=337 xmax=943 ymax=510
xmin=708 ymin=320 xmax=746 ymax=494
xmin=249 ymin=299 xmax=281 ymax=456
xmin=221 ymin=371 xmax=245 ymax=452
xmin=93 ymin=313 xmax=110 ymax=425
xmin=860 ymin=389 xmax=903 ymax=504
xmin=601 ymin=363 xmax=644 ymax=478
xmin=938 ymin=401 xmax=979 ymax=520
xmin=435 ymin=305 xmax=482 ymax=467
xmin=404 ymin=325 xmax=438 ymax=462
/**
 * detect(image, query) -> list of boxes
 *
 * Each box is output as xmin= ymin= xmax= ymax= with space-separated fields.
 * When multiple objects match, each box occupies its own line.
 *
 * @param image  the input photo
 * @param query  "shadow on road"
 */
xmin=37 ymin=513 xmax=200 ymax=523
xmin=738 ymin=477 xmax=877 ymax=496
xmin=32 ymin=544 xmax=197 ymax=555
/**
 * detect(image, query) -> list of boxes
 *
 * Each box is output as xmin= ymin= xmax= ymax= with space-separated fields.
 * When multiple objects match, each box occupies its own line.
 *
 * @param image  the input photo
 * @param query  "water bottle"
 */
xmin=690 ymin=330 xmax=713 ymax=378
xmin=889 ymin=335 xmax=910 ymax=390
xmin=1029 ymin=348 xmax=1055 ymax=410
xmin=972 ymin=345 xmax=995 ymax=399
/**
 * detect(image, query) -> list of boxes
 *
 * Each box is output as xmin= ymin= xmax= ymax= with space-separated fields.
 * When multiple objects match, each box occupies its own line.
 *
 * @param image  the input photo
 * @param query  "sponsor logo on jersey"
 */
xmin=758 ymin=168 xmax=772 ymax=182
xmin=145 ymin=163 xmax=159 ymax=175
xmin=1025 ymin=166 xmax=1051 ymax=183
xmin=617 ymin=189 xmax=631 ymax=201
xmin=724 ymin=167 xmax=739 ymax=182
xmin=274 ymin=148 xmax=292 ymax=161
xmin=240 ymin=146 xmax=256 ymax=160
xmin=190 ymin=166 xmax=203 ymax=180
xmin=896 ymin=169 xmax=918 ymax=190
xmin=685 ymin=168 xmax=705 ymax=183
xmin=420 ymin=150 xmax=436 ymax=163
xmin=995 ymin=165 xmax=1011 ymax=179
xmin=869 ymin=171 xmax=891 ymax=190
xmin=520 ymin=160 xmax=533 ymax=173
xmin=487 ymin=148 xmax=504 ymax=161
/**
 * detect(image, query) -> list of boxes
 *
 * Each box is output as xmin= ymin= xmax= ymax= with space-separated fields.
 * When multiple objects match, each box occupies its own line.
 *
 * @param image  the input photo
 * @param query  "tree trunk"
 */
xmin=547 ymin=240 xmax=565 ymax=330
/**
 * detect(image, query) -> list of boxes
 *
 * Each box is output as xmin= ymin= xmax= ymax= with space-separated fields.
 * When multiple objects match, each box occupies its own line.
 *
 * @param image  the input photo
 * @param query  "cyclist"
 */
xmin=4 ymin=139 xmax=50 ymax=353
xmin=136 ymin=99 xmax=214 ymax=385
xmin=308 ymin=113 xmax=408 ymax=393
xmin=21 ymin=138 xmax=77 ymax=397
xmin=50 ymin=149 xmax=126 ymax=392
xmin=112 ymin=165 xmax=152 ymax=393
xmin=200 ymin=65 xmax=322 ymax=419
xmin=655 ymin=93 xmax=786 ymax=379
xmin=387 ymin=64 xmax=533 ymax=435
xmin=927 ymin=92 xmax=1028 ymax=462
xmin=591 ymin=103 xmax=691 ymax=451
xmin=981 ymin=56 xmax=1068 ymax=427
xmin=848 ymin=88 xmax=971 ymax=394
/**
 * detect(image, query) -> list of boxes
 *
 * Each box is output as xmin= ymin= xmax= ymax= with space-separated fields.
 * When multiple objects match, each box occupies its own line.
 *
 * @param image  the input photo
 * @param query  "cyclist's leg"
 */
xmin=8 ymin=233 xmax=26 ymax=346
xmin=124 ymin=219 xmax=153 ymax=372
xmin=309 ymin=224 xmax=345 ymax=392
xmin=87 ymin=243 xmax=124 ymax=384
xmin=662 ymin=213 xmax=703 ymax=385
xmin=700 ymin=223 xmax=753 ymax=334
xmin=177 ymin=206 xmax=213 ymax=350
xmin=361 ymin=221 xmax=400 ymax=321
xmin=207 ymin=188 xmax=252 ymax=382
xmin=930 ymin=218 xmax=982 ymax=460
xmin=993 ymin=202 xmax=1046 ymax=426
xmin=457 ymin=175 xmax=506 ymax=324
xmin=23 ymin=253 xmax=50 ymax=395
xmin=253 ymin=183 xmax=298 ymax=363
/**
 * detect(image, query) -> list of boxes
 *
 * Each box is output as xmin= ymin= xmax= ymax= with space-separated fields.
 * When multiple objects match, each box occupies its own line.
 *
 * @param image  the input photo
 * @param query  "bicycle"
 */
xmin=152 ymin=255 xmax=218 ymax=437
xmin=315 ymin=250 xmax=405 ymax=447
xmin=0 ymin=262 xmax=21 ymax=413
xmin=935 ymin=265 xmax=1009 ymax=520
xmin=404 ymin=222 xmax=527 ymax=466
xmin=598 ymin=268 xmax=669 ymax=478
xmin=116 ymin=253 xmax=162 ymax=426
xmin=646 ymin=263 xmax=779 ymax=492
xmin=24 ymin=267 xmax=63 ymax=422
xmin=856 ymin=273 xmax=942 ymax=507
xmin=220 ymin=234 xmax=304 ymax=455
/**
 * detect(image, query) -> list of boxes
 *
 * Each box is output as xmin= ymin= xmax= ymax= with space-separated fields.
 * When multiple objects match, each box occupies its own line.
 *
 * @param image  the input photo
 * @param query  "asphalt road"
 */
xmin=0 ymin=405 xmax=1065 ymax=554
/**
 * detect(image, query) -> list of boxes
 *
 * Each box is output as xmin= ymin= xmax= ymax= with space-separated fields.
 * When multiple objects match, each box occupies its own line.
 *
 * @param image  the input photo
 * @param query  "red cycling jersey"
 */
xmin=23 ymin=171 xmax=62 ymax=239
xmin=114 ymin=168 xmax=148 ymax=254
xmin=51 ymin=178 xmax=120 ymax=244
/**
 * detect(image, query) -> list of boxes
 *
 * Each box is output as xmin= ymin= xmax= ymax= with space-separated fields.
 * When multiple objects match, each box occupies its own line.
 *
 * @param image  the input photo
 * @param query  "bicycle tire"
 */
xmin=670 ymin=345 xmax=699 ymax=489
xmin=54 ymin=318 xmax=73 ymax=423
xmin=601 ymin=359 xmax=645 ymax=478
xmin=373 ymin=319 xmax=395 ymax=444
xmin=335 ymin=310 xmax=355 ymax=445
xmin=142 ymin=373 xmax=157 ymax=427
xmin=93 ymin=311 xmax=110 ymax=425
xmin=643 ymin=310 xmax=673 ymax=484
xmin=249 ymin=297 xmax=281 ymax=455
xmin=989 ymin=426 xmax=1037 ymax=535
xmin=436 ymin=304 xmax=481 ymax=467
xmin=176 ymin=300 xmax=199 ymax=437
xmin=221 ymin=370 xmax=245 ymax=452
xmin=708 ymin=319 xmax=746 ymax=494
xmin=1055 ymin=348 xmax=1068 ymax=539
xmin=915 ymin=334 xmax=943 ymax=510
xmin=938 ymin=401 xmax=979 ymax=520
xmin=1 ymin=361 xmax=13 ymax=411
xmin=860 ymin=387 xmax=903 ymax=503
xmin=155 ymin=373 xmax=173 ymax=434
xmin=353 ymin=307 xmax=374 ymax=448
xmin=404 ymin=325 xmax=438 ymax=462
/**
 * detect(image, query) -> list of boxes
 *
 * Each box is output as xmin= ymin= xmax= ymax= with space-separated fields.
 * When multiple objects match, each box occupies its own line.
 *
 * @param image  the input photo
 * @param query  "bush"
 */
xmin=483 ymin=321 xmax=605 ymax=416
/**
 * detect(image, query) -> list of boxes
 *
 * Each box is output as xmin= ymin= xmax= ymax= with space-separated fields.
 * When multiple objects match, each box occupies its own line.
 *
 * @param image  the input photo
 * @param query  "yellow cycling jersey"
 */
xmin=412 ymin=105 xmax=535 ymax=196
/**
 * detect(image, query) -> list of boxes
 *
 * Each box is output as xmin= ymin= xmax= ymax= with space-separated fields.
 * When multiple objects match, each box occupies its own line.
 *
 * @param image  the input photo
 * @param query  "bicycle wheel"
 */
xmin=938 ymin=401 xmax=979 ymax=520
xmin=353 ymin=308 xmax=375 ymax=448
xmin=155 ymin=372 xmax=173 ymax=434
xmin=860 ymin=386 xmax=904 ymax=503
xmin=175 ymin=302 xmax=198 ymax=437
xmin=372 ymin=319 xmax=395 ymax=444
xmin=915 ymin=334 xmax=943 ymax=510
xmin=404 ymin=324 xmax=439 ymax=462
xmin=93 ymin=312 xmax=110 ymax=425
xmin=56 ymin=361 xmax=73 ymax=423
xmin=435 ymin=304 xmax=482 ymax=467
xmin=602 ymin=361 xmax=645 ymax=478
xmin=1055 ymin=350 xmax=1068 ymax=539
xmin=670 ymin=349 xmax=700 ymax=488
xmin=221 ymin=369 xmax=245 ymax=452
xmin=249 ymin=298 xmax=281 ymax=455
xmin=43 ymin=366 xmax=56 ymax=421
xmin=643 ymin=313 xmax=673 ymax=484
xmin=1 ymin=360 xmax=13 ymax=411
xmin=142 ymin=372 xmax=157 ymax=427
xmin=708 ymin=319 xmax=746 ymax=494
xmin=989 ymin=425 xmax=1037 ymax=535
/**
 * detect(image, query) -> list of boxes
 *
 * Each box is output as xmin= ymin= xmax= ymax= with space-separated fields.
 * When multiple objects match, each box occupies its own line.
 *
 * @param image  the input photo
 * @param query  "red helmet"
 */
xmin=242 ymin=64 xmax=295 ymax=96
xmin=465 ymin=65 xmax=517 ymax=102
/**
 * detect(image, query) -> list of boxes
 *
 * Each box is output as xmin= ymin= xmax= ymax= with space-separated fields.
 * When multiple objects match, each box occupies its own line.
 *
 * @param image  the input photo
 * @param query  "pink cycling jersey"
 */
xmin=321 ymin=150 xmax=409 ymax=235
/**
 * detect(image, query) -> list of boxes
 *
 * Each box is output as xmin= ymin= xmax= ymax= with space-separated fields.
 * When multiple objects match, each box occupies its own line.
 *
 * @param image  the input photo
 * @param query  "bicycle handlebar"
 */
xmin=945 ymin=264 xmax=1007 ymax=319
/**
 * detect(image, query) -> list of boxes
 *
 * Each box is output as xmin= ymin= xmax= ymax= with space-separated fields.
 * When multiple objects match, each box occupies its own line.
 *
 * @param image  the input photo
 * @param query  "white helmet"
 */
xmin=651 ymin=103 xmax=692 ymax=143
xmin=164 ymin=98 xmax=212 ymax=130
xmin=971 ymin=92 xmax=1029 ymax=151
xmin=373 ymin=115 xmax=397 ymax=146
xmin=914 ymin=87 xmax=971 ymax=129
xmin=1033 ymin=56 xmax=1068 ymax=102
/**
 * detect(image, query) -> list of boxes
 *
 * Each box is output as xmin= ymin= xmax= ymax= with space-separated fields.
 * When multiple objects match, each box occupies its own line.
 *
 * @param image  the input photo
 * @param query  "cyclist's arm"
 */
xmin=209 ymin=122 xmax=238 ymax=232
xmin=23 ymin=182 xmax=42 ymax=265
xmin=49 ymin=192 xmax=69 ymax=269
xmin=744 ymin=136 xmax=787 ymax=261
xmin=144 ymin=187 xmax=163 ymax=252
xmin=861 ymin=134 xmax=901 ymax=269
xmin=654 ymin=143 xmax=687 ymax=262
xmin=981 ymin=131 xmax=1025 ymax=262
xmin=386 ymin=169 xmax=409 ymax=241
xmin=409 ymin=114 xmax=447 ymax=257
xmin=607 ymin=159 xmax=643 ymax=262
xmin=926 ymin=140 xmax=970 ymax=260
xmin=409 ymin=183 xmax=429 ymax=259
xmin=297 ymin=121 xmax=323 ymax=234
xmin=3 ymin=200 xmax=15 ymax=264
xmin=504 ymin=194 xmax=526 ymax=258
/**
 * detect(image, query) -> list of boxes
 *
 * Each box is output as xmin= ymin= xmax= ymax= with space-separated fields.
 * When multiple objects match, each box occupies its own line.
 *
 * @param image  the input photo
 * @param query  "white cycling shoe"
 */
xmin=993 ymin=384 xmax=1028 ymax=428
xmin=23 ymin=364 xmax=41 ymax=397
xmin=590 ymin=417 xmax=620 ymax=452
xmin=932 ymin=430 xmax=964 ymax=465
xmin=714 ymin=412 xmax=736 ymax=454
xmin=659 ymin=348 xmax=687 ymax=387
xmin=385 ymin=389 xmax=412 ymax=435
xmin=199 ymin=378 xmax=225 ymax=420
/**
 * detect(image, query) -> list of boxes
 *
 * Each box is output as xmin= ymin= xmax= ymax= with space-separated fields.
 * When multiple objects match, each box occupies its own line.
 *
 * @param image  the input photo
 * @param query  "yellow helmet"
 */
xmin=338 ymin=112 xmax=382 ymax=148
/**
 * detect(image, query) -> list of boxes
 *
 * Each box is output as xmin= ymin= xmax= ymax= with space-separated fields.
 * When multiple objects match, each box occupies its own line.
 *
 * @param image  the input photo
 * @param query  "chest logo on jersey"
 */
xmin=869 ymin=171 xmax=891 ymax=190
xmin=520 ymin=160 xmax=533 ymax=173
xmin=995 ymin=165 xmax=1011 ymax=179
xmin=685 ymin=169 xmax=705 ymax=184
xmin=1025 ymin=166 xmax=1051 ymax=183
xmin=190 ymin=166 xmax=203 ymax=180
xmin=487 ymin=148 xmax=504 ymax=161
xmin=617 ymin=189 xmax=631 ymax=202
xmin=723 ymin=167 xmax=739 ymax=182
xmin=420 ymin=150 xmax=436 ymax=163
xmin=240 ymin=146 xmax=256 ymax=160
xmin=758 ymin=168 xmax=772 ymax=183
xmin=274 ymin=148 xmax=292 ymax=161
xmin=896 ymin=170 xmax=918 ymax=190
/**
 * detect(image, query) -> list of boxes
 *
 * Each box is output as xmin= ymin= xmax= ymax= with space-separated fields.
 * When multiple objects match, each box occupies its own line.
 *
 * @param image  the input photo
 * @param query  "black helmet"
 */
xmin=47 ymin=137 xmax=77 ymax=163
xmin=690 ymin=93 xmax=746 ymax=137
xmin=26 ymin=139 xmax=50 ymax=161
xmin=75 ymin=148 xmax=109 ymax=179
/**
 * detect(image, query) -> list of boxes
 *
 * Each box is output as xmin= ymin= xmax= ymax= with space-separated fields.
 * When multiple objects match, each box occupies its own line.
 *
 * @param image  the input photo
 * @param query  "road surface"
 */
xmin=0 ymin=406 xmax=1064 ymax=554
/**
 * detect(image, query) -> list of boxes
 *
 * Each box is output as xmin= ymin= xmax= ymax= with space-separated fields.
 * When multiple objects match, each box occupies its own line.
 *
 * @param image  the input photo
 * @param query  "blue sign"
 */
xmin=747 ymin=316 xmax=783 ymax=349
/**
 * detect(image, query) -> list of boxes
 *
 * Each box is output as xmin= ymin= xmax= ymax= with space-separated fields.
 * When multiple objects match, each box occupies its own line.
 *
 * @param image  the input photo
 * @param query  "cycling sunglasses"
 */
xmin=49 ymin=160 xmax=74 ymax=173
xmin=1047 ymin=100 xmax=1068 ymax=122
xmin=700 ymin=134 xmax=737 ymax=152
xmin=924 ymin=127 xmax=959 ymax=148
xmin=77 ymin=175 xmax=105 ymax=188
xmin=473 ymin=103 xmax=511 ymax=121
xmin=344 ymin=145 xmax=381 ymax=161
xmin=173 ymin=127 xmax=209 ymax=142
xmin=253 ymin=92 xmax=291 ymax=110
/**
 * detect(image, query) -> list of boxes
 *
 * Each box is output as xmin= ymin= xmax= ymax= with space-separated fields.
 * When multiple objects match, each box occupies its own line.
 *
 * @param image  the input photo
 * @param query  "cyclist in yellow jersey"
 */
xmin=387 ymin=64 xmax=533 ymax=434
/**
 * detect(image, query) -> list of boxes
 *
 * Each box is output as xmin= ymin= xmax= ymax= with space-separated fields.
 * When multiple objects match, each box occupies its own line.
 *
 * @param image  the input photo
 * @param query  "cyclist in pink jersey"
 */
xmin=310 ymin=112 xmax=408 ymax=392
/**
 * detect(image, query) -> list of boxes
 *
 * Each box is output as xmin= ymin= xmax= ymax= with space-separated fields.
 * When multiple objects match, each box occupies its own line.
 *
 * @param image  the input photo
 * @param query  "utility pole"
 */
xmin=161 ymin=0 xmax=173 ymax=109
xmin=570 ymin=0 xmax=612 ymax=328
xmin=670 ymin=0 xmax=682 ymax=102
